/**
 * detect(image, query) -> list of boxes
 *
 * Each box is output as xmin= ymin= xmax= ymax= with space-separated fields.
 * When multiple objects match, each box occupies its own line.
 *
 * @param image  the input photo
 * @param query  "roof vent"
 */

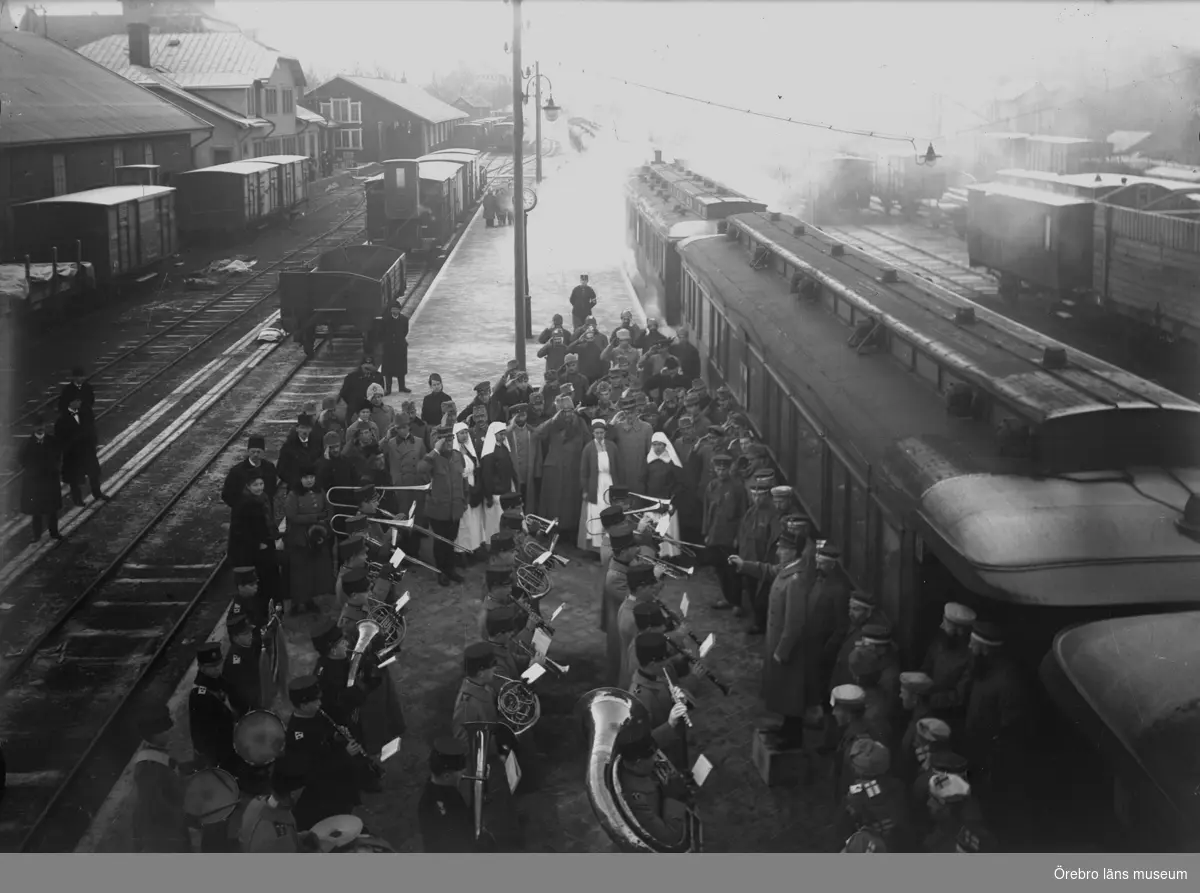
xmin=831 ymin=243 xmax=845 ymax=257
xmin=881 ymin=269 xmax=899 ymax=284
xmin=653 ymin=149 xmax=663 ymax=164
xmin=167 ymin=38 xmax=181 ymax=48
xmin=768 ymin=211 xmax=781 ymax=222
xmin=792 ymin=224 xmax=806 ymax=237
xmin=953 ymin=306 xmax=976 ymax=325
xmin=1042 ymin=346 xmax=1068 ymax=370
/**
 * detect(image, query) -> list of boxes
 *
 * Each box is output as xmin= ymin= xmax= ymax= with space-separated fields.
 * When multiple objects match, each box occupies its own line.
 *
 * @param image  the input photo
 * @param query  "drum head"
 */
xmin=184 ymin=768 xmax=240 ymax=825
xmin=233 ymin=710 xmax=286 ymax=767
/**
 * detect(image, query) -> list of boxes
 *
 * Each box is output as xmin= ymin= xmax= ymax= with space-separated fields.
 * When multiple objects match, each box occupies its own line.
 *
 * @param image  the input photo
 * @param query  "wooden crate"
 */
xmin=750 ymin=728 xmax=806 ymax=787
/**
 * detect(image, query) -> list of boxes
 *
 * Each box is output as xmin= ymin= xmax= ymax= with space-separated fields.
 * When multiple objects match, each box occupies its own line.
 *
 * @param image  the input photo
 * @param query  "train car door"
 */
xmin=139 ymin=196 xmax=161 ymax=265
xmin=116 ymin=202 xmax=133 ymax=275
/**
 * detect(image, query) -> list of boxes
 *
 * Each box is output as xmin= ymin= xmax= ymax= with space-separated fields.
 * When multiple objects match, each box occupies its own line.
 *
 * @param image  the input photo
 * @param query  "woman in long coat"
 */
xmin=479 ymin=422 xmax=517 ymax=539
xmin=282 ymin=465 xmax=334 ymax=614
xmin=534 ymin=398 xmax=589 ymax=543
xmin=453 ymin=422 xmax=487 ymax=555
xmin=379 ymin=303 xmax=410 ymax=395
xmin=228 ymin=471 xmax=283 ymax=610
xmin=421 ymin=374 xmax=449 ymax=427
xmin=19 ymin=419 xmax=63 ymax=542
xmin=644 ymin=431 xmax=685 ymax=558
xmin=578 ymin=418 xmax=618 ymax=552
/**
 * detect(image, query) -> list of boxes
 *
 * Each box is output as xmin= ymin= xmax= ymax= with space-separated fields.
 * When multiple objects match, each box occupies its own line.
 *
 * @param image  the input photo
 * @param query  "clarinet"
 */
xmin=318 ymin=709 xmax=385 ymax=779
xmin=656 ymin=600 xmax=732 ymax=696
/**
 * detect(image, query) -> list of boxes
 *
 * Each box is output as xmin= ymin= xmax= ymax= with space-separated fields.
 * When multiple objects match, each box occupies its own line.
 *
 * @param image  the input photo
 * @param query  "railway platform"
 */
xmin=73 ymin=150 xmax=830 ymax=854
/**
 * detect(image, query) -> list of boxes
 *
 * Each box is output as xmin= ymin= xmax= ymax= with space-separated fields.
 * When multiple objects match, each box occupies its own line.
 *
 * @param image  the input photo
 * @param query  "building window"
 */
xmin=144 ymin=144 xmax=154 ymax=164
xmin=113 ymin=145 xmax=124 ymax=170
xmin=282 ymin=88 xmax=294 ymax=114
xmin=265 ymin=89 xmax=279 ymax=115
xmin=52 ymin=153 xmax=67 ymax=196
xmin=320 ymin=100 xmax=333 ymax=120
xmin=332 ymin=98 xmax=350 ymax=123
xmin=335 ymin=128 xmax=363 ymax=151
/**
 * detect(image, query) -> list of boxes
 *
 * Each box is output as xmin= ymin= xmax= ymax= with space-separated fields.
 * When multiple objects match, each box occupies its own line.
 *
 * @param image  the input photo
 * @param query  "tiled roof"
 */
xmin=0 ymin=32 xmax=210 ymax=147
xmin=77 ymin=31 xmax=283 ymax=89
xmin=144 ymin=73 xmax=267 ymax=129
xmin=331 ymin=76 xmax=469 ymax=125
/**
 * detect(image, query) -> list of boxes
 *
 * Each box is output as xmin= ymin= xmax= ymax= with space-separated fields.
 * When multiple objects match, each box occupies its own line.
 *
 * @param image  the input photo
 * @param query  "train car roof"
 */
xmin=1025 ymin=134 xmax=1106 ymax=145
xmin=418 ymin=160 xmax=464 ymax=180
xmin=980 ymin=131 xmax=1030 ymax=140
xmin=627 ymin=176 xmax=720 ymax=238
xmin=1041 ymin=612 xmax=1200 ymax=845
xmin=417 ymin=154 xmax=467 ymax=165
xmin=20 ymin=184 xmax=175 ymax=207
xmin=1144 ymin=165 xmax=1200 ymax=183
xmin=181 ymin=160 xmax=276 ymax=176
xmin=676 ymin=213 xmax=1200 ymax=606
xmin=249 ymin=155 xmax=310 ymax=164
xmin=996 ymin=169 xmax=1198 ymax=193
xmin=967 ymin=181 xmax=1093 ymax=207
xmin=428 ymin=148 xmax=482 ymax=157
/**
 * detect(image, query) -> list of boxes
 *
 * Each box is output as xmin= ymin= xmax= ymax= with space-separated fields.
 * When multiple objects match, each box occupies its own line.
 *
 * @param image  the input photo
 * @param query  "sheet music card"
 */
xmin=699 ymin=634 xmax=715 ymax=658
xmin=680 ymin=593 xmax=690 ymax=617
xmin=521 ymin=663 xmax=547 ymax=684
xmin=531 ymin=628 xmax=552 ymax=658
xmin=692 ymin=754 xmax=713 ymax=787
xmin=505 ymin=750 xmax=522 ymax=793
xmin=380 ymin=737 xmax=402 ymax=763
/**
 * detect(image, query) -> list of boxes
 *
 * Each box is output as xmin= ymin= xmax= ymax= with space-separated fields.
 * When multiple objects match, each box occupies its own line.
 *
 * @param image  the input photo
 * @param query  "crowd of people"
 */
xmin=89 ymin=273 xmax=1029 ymax=854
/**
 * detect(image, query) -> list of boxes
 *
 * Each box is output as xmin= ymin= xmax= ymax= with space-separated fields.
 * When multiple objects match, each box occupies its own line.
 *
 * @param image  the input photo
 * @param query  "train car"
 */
xmin=11 ymin=185 xmax=176 ymax=288
xmin=974 ymin=132 xmax=1030 ymax=179
xmin=364 ymin=159 xmax=421 ymax=252
xmin=873 ymin=151 xmax=948 ymax=216
xmin=173 ymin=160 xmax=276 ymax=236
xmin=250 ymin=155 xmax=310 ymax=212
xmin=114 ymin=164 xmax=162 ymax=187
xmin=965 ymin=182 xmax=1094 ymax=300
xmin=625 ymin=152 xmax=766 ymax=324
xmin=424 ymin=150 xmax=482 ymax=211
xmin=278 ymin=244 xmax=407 ymax=346
xmin=488 ymin=121 xmax=515 ymax=152
xmin=449 ymin=122 xmax=488 ymax=151
xmin=1024 ymin=135 xmax=1111 ymax=175
xmin=674 ymin=207 xmax=1200 ymax=843
xmin=418 ymin=160 xmax=464 ymax=244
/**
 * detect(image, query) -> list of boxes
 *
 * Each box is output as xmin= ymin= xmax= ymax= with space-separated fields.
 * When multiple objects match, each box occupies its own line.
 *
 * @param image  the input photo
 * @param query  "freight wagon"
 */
xmin=249 ymin=155 xmax=311 ymax=213
xmin=364 ymin=160 xmax=421 ymax=253
xmin=11 ymin=185 xmax=177 ymax=289
xmin=421 ymin=152 xmax=478 ymax=217
xmin=1024 ymin=135 xmax=1111 ymax=175
xmin=428 ymin=149 xmax=486 ymax=206
xmin=173 ymin=160 xmax=277 ymax=237
xmin=417 ymin=160 xmax=465 ymax=246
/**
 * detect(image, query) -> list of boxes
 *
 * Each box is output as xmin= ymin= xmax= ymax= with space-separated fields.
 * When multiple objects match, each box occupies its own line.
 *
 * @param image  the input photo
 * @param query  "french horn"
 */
xmin=494 ymin=673 xmax=541 ymax=736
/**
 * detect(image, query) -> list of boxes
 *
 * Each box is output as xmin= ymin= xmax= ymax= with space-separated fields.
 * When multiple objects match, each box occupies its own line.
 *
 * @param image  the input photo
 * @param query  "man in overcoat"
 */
xmin=56 ymin=395 xmax=109 ymax=507
xmin=379 ymin=303 xmax=410 ymax=394
xmin=19 ymin=416 xmax=64 ymax=543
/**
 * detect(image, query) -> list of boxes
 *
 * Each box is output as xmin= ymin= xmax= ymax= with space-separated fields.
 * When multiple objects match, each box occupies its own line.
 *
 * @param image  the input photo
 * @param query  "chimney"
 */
xmin=123 ymin=1 xmax=152 ymax=69
xmin=653 ymin=149 xmax=663 ymax=164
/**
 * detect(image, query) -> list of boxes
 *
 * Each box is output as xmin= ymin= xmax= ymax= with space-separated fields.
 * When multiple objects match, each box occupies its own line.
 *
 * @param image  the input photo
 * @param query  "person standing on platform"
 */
xmin=418 ymin=738 xmax=477 ymax=852
xmin=537 ymin=331 xmax=568 ymax=376
xmin=379 ymin=302 xmax=410 ymax=395
xmin=221 ymin=613 xmax=265 ymax=712
xmin=130 ymin=705 xmax=190 ymax=853
xmin=339 ymin=356 xmax=385 ymax=421
xmin=643 ymin=432 xmax=684 ymax=555
xmin=579 ymin=418 xmax=618 ymax=554
xmin=506 ymin=404 xmax=540 ymax=510
xmin=222 ymin=435 xmax=279 ymax=514
xmin=601 ymin=525 xmax=639 ymax=685
xmin=669 ymin=328 xmax=701 ymax=382
xmin=189 ymin=643 xmax=244 ymax=771
xmin=277 ymin=414 xmax=324 ymax=494
xmin=703 ymin=454 xmax=745 ymax=611
xmin=453 ymin=422 xmax=487 ymax=559
xmin=57 ymin=366 xmax=95 ymax=413
xmin=479 ymin=422 xmax=516 ymax=541
xmin=283 ymin=676 xmax=362 ymax=831
xmin=569 ymin=273 xmax=597 ymax=329
xmin=56 ymin=395 xmax=110 ymax=507
xmin=421 ymin=374 xmax=448 ymax=427
xmin=20 ymin=417 xmax=64 ymax=543
xmin=535 ymin=393 xmax=589 ymax=544
xmin=538 ymin=313 xmax=570 ymax=345
xmin=608 ymin=398 xmax=654 ymax=493
xmin=420 ymin=426 xmax=467 ymax=586
xmin=282 ymin=465 xmax=333 ymax=615
xmin=227 ymin=470 xmax=283 ymax=609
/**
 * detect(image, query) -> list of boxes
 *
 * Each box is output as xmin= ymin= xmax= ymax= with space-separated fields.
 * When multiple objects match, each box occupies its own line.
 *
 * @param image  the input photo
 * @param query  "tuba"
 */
xmin=495 ymin=673 xmax=541 ymax=736
xmin=576 ymin=688 xmax=701 ymax=853
xmin=347 ymin=619 xmax=381 ymax=688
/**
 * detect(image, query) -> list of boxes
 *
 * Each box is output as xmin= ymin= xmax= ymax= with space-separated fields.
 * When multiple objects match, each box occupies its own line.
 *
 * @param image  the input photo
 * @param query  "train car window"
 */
xmin=830 ymin=459 xmax=849 ymax=554
xmin=848 ymin=475 xmax=869 ymax=581
xmin=1043 ymin=214 xmax=1052 ymax=252
xmin=914 ymin=350 xmax=940 ymax=388
xmin=720 ymin=318 xmax=731 ymax=378
xmin=876 ymin=511 xmax=903 ymax=624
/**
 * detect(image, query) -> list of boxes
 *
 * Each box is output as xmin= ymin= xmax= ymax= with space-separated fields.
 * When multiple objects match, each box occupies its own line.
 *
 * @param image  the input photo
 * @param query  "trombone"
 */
xmin=326 ymin=483 xmax=431 ymax=513
xmin=602 ymin=489 xmax=673 ymax=518
xmin=646 ymin=530 xmax=703 ymax=559
xmin=522 ymin=513 xmax=559 ymax=537
xmin=332 ymin=506 xmax=471 ymax=554
xmin=512 ymin=637 xmax=570 ymax=677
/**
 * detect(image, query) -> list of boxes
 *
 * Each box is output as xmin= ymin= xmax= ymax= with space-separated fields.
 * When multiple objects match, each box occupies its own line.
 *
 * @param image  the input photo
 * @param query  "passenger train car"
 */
xmin=672 ymin=207 xmax=1200 ymax=846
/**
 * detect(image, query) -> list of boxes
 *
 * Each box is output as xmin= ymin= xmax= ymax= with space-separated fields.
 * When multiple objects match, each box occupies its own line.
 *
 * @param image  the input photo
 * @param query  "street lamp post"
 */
xmin=522 ymin=64 xmax=560 ymax=184
xmin=511 ymin=0 xmax=527 ymax=369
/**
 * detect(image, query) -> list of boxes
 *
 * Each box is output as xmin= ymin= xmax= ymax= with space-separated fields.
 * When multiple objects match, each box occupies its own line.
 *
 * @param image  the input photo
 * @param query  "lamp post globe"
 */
xmin=543 ymin=96 xmax=561 ymax=123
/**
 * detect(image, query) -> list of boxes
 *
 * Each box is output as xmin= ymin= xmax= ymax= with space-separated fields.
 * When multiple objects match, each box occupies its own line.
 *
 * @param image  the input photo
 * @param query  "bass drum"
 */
xmin=233 ymin=710 xmax=286 ymax=767
xmin=184 ymin=768 xmax=241 ymax=826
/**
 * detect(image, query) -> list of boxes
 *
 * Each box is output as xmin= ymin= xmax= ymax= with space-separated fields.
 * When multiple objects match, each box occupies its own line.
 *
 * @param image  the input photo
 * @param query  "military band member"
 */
xmin=484 ymin=604 xmax=525 ymax=695
xmin=629 ymin=631 xmax=692 ymax=768
xmin=478 ymin=566 xmax=516 ymax=639
xmin=237 ymin=757 xmax=319 ymax=853
xmin=601 ymin=524 xmax=639 ymax=685
xmin=841 ymin=829 xmax=888 ymax=853
xmin=221 ymin=613 xmax=265 ymax=713
xmin=189 ymin=642 xmax=244 ymax=770
xmin=311 ymin=620 xmax=364 ymax=729
xmin=131 ymin=705 xmax=190 ymax=853
xmin=336 ymin=568 xmax=372 ymax=641
xmin=418 ymin=738 xmax=478 ymax=852
xmin=619 ymin=600 xmax=692 ymax=691
xmin=612 ymin=719 xmax=693 ymax=849
xmin=229 ymin=565 xmax=268 ymax=629
xmin=488 ymin=529 xmax=517 ymax=571
xmin=336 ymin=533 xmax=369 ymax=581
xmin=283 ymin=675 xmax=362 ymax=831
xmin=834 ymin=739 xmax=910 ymax=853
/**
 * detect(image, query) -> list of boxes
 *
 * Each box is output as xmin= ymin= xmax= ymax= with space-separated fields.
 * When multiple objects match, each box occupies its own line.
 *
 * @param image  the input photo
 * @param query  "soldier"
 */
xmin=477 ymin=566 xmax=516 ymax=639
xmin=735 ymin=469 xmax=782 ymax=630
xmin=130 ymin=705 xmax=190 ymax=852
xmin=620 ymin=600 xmax=693 ymax=692
xmin=834 ymin=739 xmax=910 ymax=853
xmin=189 ymin=643 xmax=244 ymax=770
xmin=484 ymin=604 xmax=525 ymax=695
xmin=830 ymin=590 xmax=887 ymax=690
xmin=830 ymin=684 xmax=892 ymax=802
xmin=335 ymin=569 xmax=373 ymax=641
xmin=601 ymin=525 xmax=639 ymax=685
xmin=311 ymin=620 xmax=358 ymax=726
xmin=221 ymin=435 xmax=279 ymax=513
xmin=923 ymin=773 xmax=995 ymax=853
xmin=702 ymin=454 xmax=746 ymax=612
xmin=226 ymin=566 xmax=268 ymax=630
xmin=220 ymin=613 xmax=265 ymax=713
xmin=283 ymin=675 xmax=362 ymax=831
xmin=805 ymin=542 xmax=849 ymax=713
xmin=841 ymin=829 xmax=888 ymax=853
xmin=922 ymin=602 xmax=976 ymax=720
xmin=237 ymin=758 xmax=319 ymax=853
xmin=569 ymin=273 xmax=597 ymax=329
xmin=616 ymin=564 xmax=660 ymax=667
xmin=911 ymin=747 xmax=965 ymax=838
xmin=848 ymin=646 xmax=898 ymax=743
xmin=612 ymin=718 xmax=694 ymax=849
xmin=628 ymin=631 xmax=692 ymax=768
xmin=418 ymin=738 xmax=477 ymax=852
xmin=894 ymin=672 xmax=937 ymax=785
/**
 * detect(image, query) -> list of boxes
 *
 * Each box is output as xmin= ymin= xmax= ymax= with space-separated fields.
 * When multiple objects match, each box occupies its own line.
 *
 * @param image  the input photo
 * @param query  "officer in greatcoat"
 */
xmin=283 ymin=675 xmax=362 ymax=831
xmin=189 ymin=643 xmax=245 ymax=771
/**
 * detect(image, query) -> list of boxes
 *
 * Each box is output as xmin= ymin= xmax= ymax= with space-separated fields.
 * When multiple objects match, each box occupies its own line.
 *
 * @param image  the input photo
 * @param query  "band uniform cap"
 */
xmin=608 ymin=524 xmax=635 ymax=552
xmin=138 ymin=704 xmax=174 ymax=739
xmin=776 ymin=529 xmax=801 ymax=551
xmin=485 ymin=604 xmax=519 ymax=635
xmin=310 ymin=618 xmax=344 ymax=654
xmin=490 ymin=530 xmax=516 ymax=553
xmin=500 ymin=510 xmax=525 ymax=530
xmin=322 ymin=431 xmax=341 ymax=447
xmin=770 ymin=485 xmax=794 ymax=498
xmin=499 ymin=493 xmax=523 ymax=509
xmin=847 ymin=590 xmax=875 ymax=610
xmin=848 ymin=646 xmax=885 ymax=680
xmin=899 ymin=671 xmax=935 ymax=694
xmin=929 ymin=751 xmax=969 ymax=774
xmin=312 ymin=815 xmax=365 ymax=852
xmin=564 ymin=353 xmax=580 ymax=364
xmin=226 ymin=613 xmax=253 ymax=637
xmin=248 ymin=435 xmax=266 ymax=450
xmin=830 ymin=683 xmax=866 ymax=708
xmin=233 ymin=566 xmax=259 ymax=586
xmin=288 ymin=675 xmax=322 ymax=705
xmin=625 ymin=563 xmax=657 ymax=591
xmin=591 ymin=417 xmax=607 ymax=429
xmin=464 ymin=641 xmax=497 ymax=675
xmin=970 ymin=620 xmax=1004 ymax=647
xmin=712 ymin=453 xmax=733 ymax=465
xmin=599 ymin=506 xmax=626 ymax=529
xmin=485 ymin=567 xmax=514 ymax=587
xmin=508 ymin=403 xmax=530 ymax=417
xmin=341 ymin=568 xmax=370 ymax=595
xmin=632 ymin=600 xmax=665 ymax=623
xmin=929 ymin=772 xmax=971 ymax=803
xmin=432 ymin=736 xmax=468 ymax=760
xmin=943 ymin=602 xmax=976 ymax=625
xmin=608 ymin=485 xmax=630 ymax=500
xmin=338 ymin=533 xmax=367 ymax=557
xmin=634 ymin=630 xmax=669 ymax=665
xmin=474 ymin=381 xmax=491 ymax=392
xmin=842 ymin=830 xmax=887 ymax=853
xmin=916 ymin=717 xmax=952 ymax=743
xmin=197 ymin=642 xmax=223 ymax=666
xmin=849 ymin=738 xmax=891 ymax=778
xmin=860 ymin=620 xmax=893 ymax=644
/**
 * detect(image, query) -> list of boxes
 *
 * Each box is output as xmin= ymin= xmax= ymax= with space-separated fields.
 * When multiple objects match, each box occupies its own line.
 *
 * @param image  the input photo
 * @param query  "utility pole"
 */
xmin=511 ymin=0 xmax=527 ymax=369
xmin=535 ymin=61 xmax=543 ymax=184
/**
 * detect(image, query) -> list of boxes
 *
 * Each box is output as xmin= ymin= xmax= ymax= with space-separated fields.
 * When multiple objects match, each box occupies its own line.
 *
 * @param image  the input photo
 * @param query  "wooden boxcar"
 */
xmin=1024 ymin=135 xmax=1111 ymax=176
xmin=11 ymin=185 xmax=176 ymax=287
xmin=965 ymin=182 xmax=1095 ymax=299
xmin=449 ymin=122 xmax=488 ymax=151
xmin=174 ymin=160 xmax=276 ymax=235
xmin=423 ymin=150 xmax=481 ymax=212
xmin=278 ymin=244 xmax=406 ymax=344
xmin=674 ymin=206 xmax=1200 ymax=844
xmin=115 ymin=164 xmax=162 ymax=187
xmin=365 ymin=159 xmax=422 ymax=252
xmin=251 ymin=155 xmax=310 ymax=212
xmin=418 ymin=160 xmax=464 ymax=245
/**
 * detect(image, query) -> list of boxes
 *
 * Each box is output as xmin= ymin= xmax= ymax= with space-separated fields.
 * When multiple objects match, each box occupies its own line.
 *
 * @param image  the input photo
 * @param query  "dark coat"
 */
xmin=570 ymin=284 xmax=597 ymax=319
xmin=480 ymin=444 xmax=518 ymax=497
xmin=420 ymin=449 xmax=467 ymax=522
xmin=379 ymin=312 xmax=409 ymax=378
xmin=284 ymin=712 xmax=361 ymax=831
xmin=421 ymin=390 xmax=448 ymax=426
xmin=221 ymin=459 xmax=279 ymax=511
xmin=580 ymin=438 xmax=620 ymax=504
xmin=418 ymin=781 xmax=476 ymax=852
xmin=669 ymin=341 xmax=701 ymax=381
xmin=54 ymin=407 xmax=100 ymax=483
xmin=644 ymin=457 xmax=684 ymax=504
xmin=188 ymin=676 xmax=243 ymax=768
xmin=741 ymin=556 xmax=820 ymax=716
xmin=339 ymin=368 xmax=385 ymax=413
xmin=276 ymin=429 xmax=324 ymax=491
xmin=228 ymin=495 xmax=276 ymax=567
xmin=58 ymin=380 xmax=96 ymax=414
xmin=19 ymin=435 xmax=63 ymax=515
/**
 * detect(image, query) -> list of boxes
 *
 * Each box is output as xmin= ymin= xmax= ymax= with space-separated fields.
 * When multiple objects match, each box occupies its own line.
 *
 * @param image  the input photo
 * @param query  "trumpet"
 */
xmin=462 ymin=721 xmax=493 ymax=841
xmin=523 ymin=513 xmax=559 ymax=536
xmin=512 ymin=638 xmax=570 ymax=677
xmin=325 ymin=483 xmax=432 ymax=513
xmin=347 ymin=619 xmax=381 ymax=688
xmin=642 ymin=555 xmax=694 ymax=579
xmin=494 ymin=673 xmax=542 ymax=736
xmin=647 ymin=531 xmax=703 ymax=559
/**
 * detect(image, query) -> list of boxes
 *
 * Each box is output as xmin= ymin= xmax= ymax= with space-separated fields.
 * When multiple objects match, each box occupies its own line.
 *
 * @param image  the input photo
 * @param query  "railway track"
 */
xmin=0 ymin=228 xmax=451 ymax=853
xmin=0 ymin=203 xmax=367 ymax=519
